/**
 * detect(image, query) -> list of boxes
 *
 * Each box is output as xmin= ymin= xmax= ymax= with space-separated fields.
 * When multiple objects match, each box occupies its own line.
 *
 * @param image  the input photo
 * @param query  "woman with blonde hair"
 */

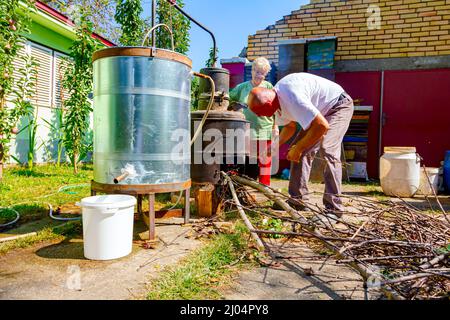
xmin=229 ymin=57 xmax=277 ymax=186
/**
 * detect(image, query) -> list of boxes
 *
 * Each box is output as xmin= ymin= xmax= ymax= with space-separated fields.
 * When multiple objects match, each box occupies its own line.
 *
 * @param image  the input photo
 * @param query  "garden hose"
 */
xmin=0 ymin=207 xmax=20 ymax=228
xmin=190 ymin=72 xmax=215 ymax=146
xmin=0 ymin=183 xmax=89 ymax=228
xmin=166 ymin=190 xmax=184 ymax=211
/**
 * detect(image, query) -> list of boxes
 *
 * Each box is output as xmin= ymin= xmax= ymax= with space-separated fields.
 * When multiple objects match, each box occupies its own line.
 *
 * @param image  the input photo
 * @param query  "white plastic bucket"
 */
xmin=380 ymin=147 xmax=420 ymax=197
xmin=417 ymin=167 xmax=440 ymax=196
xmin=77 ymin=195 xmax=137 ymax=260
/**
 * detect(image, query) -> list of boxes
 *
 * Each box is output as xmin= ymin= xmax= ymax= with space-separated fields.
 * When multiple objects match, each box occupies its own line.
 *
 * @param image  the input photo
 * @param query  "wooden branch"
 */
xmin=230 ymin=175 xmax=310 ymax=224
xmin=419 ymin=252 xmax=449 ymax=270
xmin=336 ymin=254 xmax=435 ymax=264
xmin=226 ymin=173 xmax=404 ymax=300
xmin=252 ymin=229 xmax=363 ymax=242
xmin=381 ymin=269 xmax=450 ymax=285
xmin=222 ymin=172 xmax=265 ymax=251
xmin=422 ymin=165 xmax=450 ymax=225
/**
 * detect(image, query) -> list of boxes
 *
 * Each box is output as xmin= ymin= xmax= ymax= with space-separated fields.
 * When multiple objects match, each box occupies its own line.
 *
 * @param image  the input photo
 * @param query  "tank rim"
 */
xmin=92 ymin=46 xmax=192 ymax=68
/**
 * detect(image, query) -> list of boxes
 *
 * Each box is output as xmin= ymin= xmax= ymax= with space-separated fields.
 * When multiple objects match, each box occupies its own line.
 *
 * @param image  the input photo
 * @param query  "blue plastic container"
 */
xmin=444 ymin=151 xmax=450 ymax=193
xmin=281 ymin=168 xmax=290 ymax=180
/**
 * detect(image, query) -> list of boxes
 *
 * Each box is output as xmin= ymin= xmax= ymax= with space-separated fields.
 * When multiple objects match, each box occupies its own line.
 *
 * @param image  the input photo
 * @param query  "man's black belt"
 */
xmin=334 ymin=92 xmax=352 ymax=107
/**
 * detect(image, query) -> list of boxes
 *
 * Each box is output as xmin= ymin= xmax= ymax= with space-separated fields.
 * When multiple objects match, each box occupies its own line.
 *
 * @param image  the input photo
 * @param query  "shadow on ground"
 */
xmin=36 ymin=239 xmax=85 ymax=260
xmin=34 ymin=219 xmax=149 ymax=260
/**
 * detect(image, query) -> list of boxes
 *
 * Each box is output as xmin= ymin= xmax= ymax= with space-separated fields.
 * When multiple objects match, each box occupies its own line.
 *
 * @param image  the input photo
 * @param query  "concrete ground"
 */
xmin=0 ymin=218 xmax=201 ymax=300
xmin=223 ymin=242 xmax=372 ymax=300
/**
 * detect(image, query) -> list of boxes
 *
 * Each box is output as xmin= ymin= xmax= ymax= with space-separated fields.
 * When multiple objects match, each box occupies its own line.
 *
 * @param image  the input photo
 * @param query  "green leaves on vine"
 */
xmin=62 ymin=14 xmax=99 ymax=174
xmin=0 ymin=0 xmax=35 ymax=178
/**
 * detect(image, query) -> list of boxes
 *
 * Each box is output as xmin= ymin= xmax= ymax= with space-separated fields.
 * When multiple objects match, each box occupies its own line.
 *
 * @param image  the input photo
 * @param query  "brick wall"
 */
xmin=247 ymin=0 xmax=450 ymax=64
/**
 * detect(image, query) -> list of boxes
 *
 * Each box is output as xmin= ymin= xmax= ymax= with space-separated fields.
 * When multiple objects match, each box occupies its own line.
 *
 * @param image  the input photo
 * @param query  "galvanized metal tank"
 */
xmin=92 ymin=47 xmax=192 ymax=186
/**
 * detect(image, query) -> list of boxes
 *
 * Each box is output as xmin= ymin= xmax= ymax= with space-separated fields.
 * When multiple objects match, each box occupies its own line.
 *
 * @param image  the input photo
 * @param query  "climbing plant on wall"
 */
xmin=14 ymin=53 xmax=39 ymax=170
xmin=62 ymin=13 xmax=99 ymax=174
xmin=0 ymin=0 xmax=35 ymax=181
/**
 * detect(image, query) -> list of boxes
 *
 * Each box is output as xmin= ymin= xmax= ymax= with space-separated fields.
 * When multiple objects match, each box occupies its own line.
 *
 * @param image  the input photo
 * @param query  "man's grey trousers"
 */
xmin=288 ymin=94 xmax=354 ymax=212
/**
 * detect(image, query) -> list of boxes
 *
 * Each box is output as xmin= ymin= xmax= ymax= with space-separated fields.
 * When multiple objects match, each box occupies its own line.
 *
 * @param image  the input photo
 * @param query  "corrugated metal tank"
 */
xmin=92 ymin=47 xmax=192 ymax=185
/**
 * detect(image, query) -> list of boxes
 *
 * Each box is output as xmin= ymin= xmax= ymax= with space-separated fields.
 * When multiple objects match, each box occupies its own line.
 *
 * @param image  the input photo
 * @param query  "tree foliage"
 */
xmin=62 ymin=13 xmax=99 ymax=174
xmin=0 ymin=0 xmax=35 ymax=180
xmin=114 ymin=0 xmax=144 ymax=46
xmin=155 ymin=0 xmax=190 ymax=54
xmin=190 ymin=76 xmax=199 ymax=111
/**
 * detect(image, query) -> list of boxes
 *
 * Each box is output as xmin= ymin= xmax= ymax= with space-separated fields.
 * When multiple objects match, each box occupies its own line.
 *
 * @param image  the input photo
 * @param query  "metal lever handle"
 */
xmin=114 ymin=172 xmax=129 ymax=184
xmin=142 ymin=23 xmax=175 ymax=50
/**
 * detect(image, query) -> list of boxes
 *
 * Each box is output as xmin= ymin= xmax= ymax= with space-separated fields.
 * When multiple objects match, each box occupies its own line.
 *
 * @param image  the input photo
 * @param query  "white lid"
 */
xmin=79 ymin=195 xmax=137 ymax=209
xmin=384 ymin=147 xmax=416 ymax=153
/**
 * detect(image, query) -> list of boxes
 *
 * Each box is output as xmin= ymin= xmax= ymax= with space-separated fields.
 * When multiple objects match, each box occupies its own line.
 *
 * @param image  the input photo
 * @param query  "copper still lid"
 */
xmin=92 ymin=46 xmax=192 ymax=68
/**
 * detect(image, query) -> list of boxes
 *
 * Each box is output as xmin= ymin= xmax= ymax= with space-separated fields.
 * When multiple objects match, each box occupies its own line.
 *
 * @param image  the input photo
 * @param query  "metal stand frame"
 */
xmin=91 ymin=180 xmax=191 ymax=241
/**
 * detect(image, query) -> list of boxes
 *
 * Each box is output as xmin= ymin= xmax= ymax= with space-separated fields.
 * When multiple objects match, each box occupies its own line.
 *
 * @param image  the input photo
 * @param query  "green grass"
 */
xmin=147 ymin=223 xmax=254 ymax=300
xmin=0 ymin=221 xmax=81 ymax=255
xmin=0 ymin=164 xmax=90 ymax=254
xmin=0 ymin=164 xmax=93 ymax=225
xmin=365 ymin=186 xmax=390 ymax=201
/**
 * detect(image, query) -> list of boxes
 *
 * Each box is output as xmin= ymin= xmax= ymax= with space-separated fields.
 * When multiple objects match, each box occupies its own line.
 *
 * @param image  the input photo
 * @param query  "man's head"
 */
xmin=248 ymin=87 xmax=279 ymax=117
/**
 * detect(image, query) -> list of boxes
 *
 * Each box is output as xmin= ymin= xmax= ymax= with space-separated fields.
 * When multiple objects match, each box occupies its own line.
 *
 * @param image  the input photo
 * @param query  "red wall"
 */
xmin=382 ymin=69 xmax=450 ymax=168
xmin=336 ymin=68 xmax=450 ymax=177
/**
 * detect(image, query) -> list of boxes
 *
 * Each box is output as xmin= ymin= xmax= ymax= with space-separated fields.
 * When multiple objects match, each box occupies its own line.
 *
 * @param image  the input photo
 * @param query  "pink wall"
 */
xmin=222 ymin=62 xmax=246 ymax=89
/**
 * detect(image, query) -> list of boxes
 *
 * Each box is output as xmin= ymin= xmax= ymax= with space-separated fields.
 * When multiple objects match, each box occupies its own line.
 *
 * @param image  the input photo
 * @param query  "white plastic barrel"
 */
xmin=417 ymin=167 xmax=440 ymax=196
xmin=77 ymin=195 xmax=137 ymax=260
xmin=380 ymin=147 xmax=420 ymax=198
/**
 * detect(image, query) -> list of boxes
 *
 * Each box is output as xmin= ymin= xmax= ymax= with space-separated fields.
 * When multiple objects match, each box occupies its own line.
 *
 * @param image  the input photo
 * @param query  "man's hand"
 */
xmin=287 ymin=144 xmax=303 ymax=163
xmin=286 ymin=114 xmax=329 ymax=163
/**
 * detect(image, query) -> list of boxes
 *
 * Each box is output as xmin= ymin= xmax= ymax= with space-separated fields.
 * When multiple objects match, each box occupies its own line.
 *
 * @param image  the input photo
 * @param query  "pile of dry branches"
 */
xmin=221 ymin=172 xmax=450 ymax=300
